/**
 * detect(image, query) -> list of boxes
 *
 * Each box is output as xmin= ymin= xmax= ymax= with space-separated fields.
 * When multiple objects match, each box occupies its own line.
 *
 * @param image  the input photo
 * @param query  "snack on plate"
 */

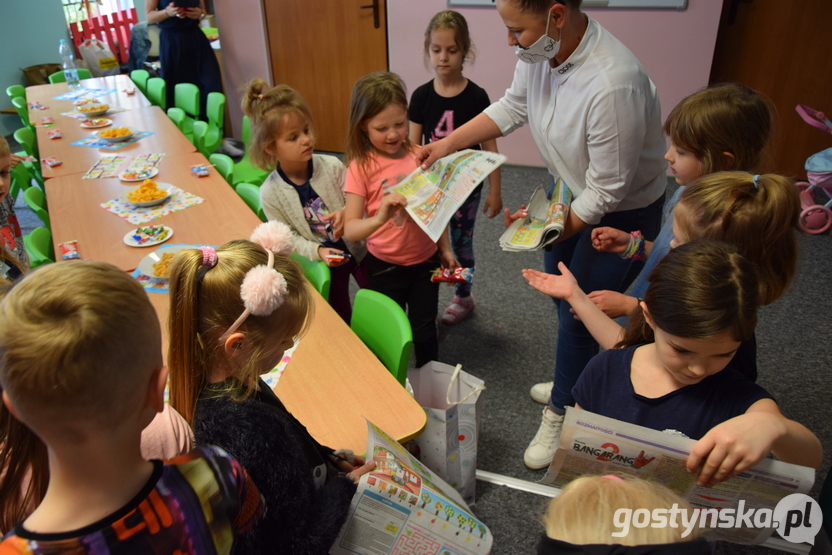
xmin=131 ymin=226 xmax=170 ymax=245
xmin=59 ymin=240 xmax=80 ymax=260
xmin=99 ymin=126 xmax=132 ymax=139
xmin=122 ymin=169 xmax=153 ymax=180
xmin=81 ymin=118 xmax=109 ymax=127
xmin=153 ymin=252 xmax=176 ymax=277
xmin=78 ymin=103 xmax=109 ymax=113
xmin=128 ymin=180 xmax=169 ymax=203
xmin=431 ymin=267 xmax=474 ymax=285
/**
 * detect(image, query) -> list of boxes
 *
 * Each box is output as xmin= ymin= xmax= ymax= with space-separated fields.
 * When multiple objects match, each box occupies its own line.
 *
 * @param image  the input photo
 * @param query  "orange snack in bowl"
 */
xmin=128 ymin=180 xmax=168 ymax=203
xmin=79 ymin=104 xmax=109 ymax=112
xmin=99 ymin=127 xmax=132 ymax=139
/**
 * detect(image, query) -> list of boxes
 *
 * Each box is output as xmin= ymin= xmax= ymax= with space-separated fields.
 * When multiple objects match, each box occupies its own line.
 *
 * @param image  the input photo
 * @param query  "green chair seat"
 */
xmin=290 ymin=253 xmax=331 ymax=301
xmin=130 ymin=69 xmax=150 ymax=96
xmin=192 ymin=120 xmax=210 ymax=157
xmin=236 ymin=183 xmax=266 ymax=221
xmin=47 ymin=68 xmax=92 ymax=84
xmin=23 ymin=227 xmax=54 ymax=268
xmin=351 ymin=289 xmax=413 ymax=386
xmin=13 ymin=127 xmax=38 ymax=159
xmin=204 ymin=92 xmax=226 ymax=154
xmin=208 ymin=153 xmax=234 ymax=187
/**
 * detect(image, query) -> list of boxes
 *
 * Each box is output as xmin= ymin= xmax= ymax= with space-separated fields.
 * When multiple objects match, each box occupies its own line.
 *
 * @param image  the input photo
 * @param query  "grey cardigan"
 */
xmin=260 ymin=154 xmax=367 ymax=262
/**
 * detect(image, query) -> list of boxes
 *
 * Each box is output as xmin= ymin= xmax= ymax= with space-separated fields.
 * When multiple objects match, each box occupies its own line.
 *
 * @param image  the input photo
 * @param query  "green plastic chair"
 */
xmin=6 ymin=85 xmax=24 ymax=101
xmin=130 ymin=69 xmax=150 ymax=96
xmin=290 ymin=252 xmax=331 ymax=301
xmin=232 ymin=116 xmax=270 ymax=188
xmin=13 ymin=127 xmax=38 ymax=159
xmin=204 ymin=92 xmax=226 ymax=154
xmin=208 ymin=153 xmax=234 ymax=187
xmin=350 ymin=289 xmax=413 ymax=386
xmin=12 ymin=97 xmax=31 ymax=130
xmin=167 ymin=106 xmax=186 ymax=131
xmin=24 ymin=187 xmax=50 ymax=229
xmin=47 ymin=68 xmax=92 ymax=84
xmin=173 ymin=83 xmax=200 ymax=140
xmin=192 ymin=120 xmax=210 ymax=157
xmin=9 ymin=162 xmax=34 ymax=202
xmin=23 ymin=227 xmax=54 ymax=268
xmin=236 ymin=183 xmax=266 ymax=221
xmin=146 ymin=77 xmax=167 ymax=110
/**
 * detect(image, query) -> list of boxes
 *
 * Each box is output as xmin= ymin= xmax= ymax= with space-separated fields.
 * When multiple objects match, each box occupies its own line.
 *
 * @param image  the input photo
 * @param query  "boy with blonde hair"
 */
xmin=0 ymin=262 xmax=263 ymax=553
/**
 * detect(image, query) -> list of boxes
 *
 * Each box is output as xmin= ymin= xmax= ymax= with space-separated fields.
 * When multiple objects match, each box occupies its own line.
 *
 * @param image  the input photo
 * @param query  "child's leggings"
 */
xmin=329 ymin=255 xmax=370 ymax=323
xmin=449 ymin=185 xmax=483 ymax=298
xmin=365 ymin=251 xmax=440 ymax=367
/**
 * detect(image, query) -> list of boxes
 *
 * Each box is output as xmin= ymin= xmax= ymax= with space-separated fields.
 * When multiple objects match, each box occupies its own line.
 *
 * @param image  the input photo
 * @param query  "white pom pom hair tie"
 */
xmin=219 ymin=221 xmax=295 ymax=342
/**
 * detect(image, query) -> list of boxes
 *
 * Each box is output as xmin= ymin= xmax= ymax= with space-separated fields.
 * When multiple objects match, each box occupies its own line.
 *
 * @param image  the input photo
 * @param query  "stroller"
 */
xmin=795 ymin=105 xmax=832 ymax=234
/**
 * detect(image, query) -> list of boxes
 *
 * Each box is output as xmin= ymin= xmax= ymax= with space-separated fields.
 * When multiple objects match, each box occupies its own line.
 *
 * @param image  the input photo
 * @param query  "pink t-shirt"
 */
xmin=344 ymin=152 xmax=437 ymax=266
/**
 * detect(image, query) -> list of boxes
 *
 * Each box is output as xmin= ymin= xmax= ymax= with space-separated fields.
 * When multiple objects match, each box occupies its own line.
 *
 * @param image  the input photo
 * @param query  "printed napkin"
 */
xmin=101 ymin=186 xmax=204 ymax=225
xmin=71 ymin=130 xmax=153 ymax=150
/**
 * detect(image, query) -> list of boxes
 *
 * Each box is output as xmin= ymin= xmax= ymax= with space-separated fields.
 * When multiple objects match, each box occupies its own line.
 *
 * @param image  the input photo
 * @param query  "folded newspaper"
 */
xmin=499 ymin=178 xmax=572 ymax=251
xmin=330 ymin=420 xmax=492 ymax=555
xmin=543 ymin=408 xmax=815 ymax=545
xmin=391 ymin=149 xmax=506 ymax=243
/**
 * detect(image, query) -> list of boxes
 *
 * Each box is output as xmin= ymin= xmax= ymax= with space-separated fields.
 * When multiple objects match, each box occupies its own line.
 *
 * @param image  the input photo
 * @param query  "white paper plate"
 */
xmin=80 ymin=118 xmax=112 ymax=129
xmin=119 ymin=182 xmax=174 ymax=207
xmin=97 ymin=126 xmax=135 ymax=143
xmin=123 ymin=225 xmax=173 ymax=247
xmin=119 ymin=167 xmax=159 ymax=182
xmin=137 ymin=244 xmax=193 ymax=278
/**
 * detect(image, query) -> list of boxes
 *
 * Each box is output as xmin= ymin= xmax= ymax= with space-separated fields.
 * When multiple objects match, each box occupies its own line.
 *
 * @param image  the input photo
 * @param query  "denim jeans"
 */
xmin=545 ymin=185 xmax=665 ymax=413
xmin=630 ymin=185 xmax=684 ymax=300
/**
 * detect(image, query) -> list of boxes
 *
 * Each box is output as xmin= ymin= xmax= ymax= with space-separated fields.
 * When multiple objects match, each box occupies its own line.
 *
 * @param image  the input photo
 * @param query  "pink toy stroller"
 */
xmin=795 ymin=105 xmax=832 ymax=234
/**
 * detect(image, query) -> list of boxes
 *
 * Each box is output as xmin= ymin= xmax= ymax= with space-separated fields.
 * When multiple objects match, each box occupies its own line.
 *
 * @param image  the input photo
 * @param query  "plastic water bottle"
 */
xmin=59 ymin=39 xmax=81 ymax=90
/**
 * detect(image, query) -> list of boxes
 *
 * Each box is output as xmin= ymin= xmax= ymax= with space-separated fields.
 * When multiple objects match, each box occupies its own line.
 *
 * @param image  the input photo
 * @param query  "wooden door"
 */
xmin=264 ymin=0 xmax=388 ymax=153
xmin=709 ymin=0 xmax=832 ymax=178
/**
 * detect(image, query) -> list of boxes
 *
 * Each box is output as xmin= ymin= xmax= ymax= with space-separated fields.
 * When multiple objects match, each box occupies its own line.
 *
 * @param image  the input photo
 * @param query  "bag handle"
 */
xmin=796 ymin=105 xmax=832 ymax=134
xmin=446 ymin=364 xmax=486 ymax=406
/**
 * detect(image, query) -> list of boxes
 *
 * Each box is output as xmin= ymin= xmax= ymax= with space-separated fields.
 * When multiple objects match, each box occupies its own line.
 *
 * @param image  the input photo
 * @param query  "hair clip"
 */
xmin=220 ymin=221 xmax=294 ymax=341
xmin=752 ymin=174 xmax=760 ymax=189
xmin=601 ymin=475 xmax=623 ymax=482
xmin=199 ymin=246 xmax=218 ymax=268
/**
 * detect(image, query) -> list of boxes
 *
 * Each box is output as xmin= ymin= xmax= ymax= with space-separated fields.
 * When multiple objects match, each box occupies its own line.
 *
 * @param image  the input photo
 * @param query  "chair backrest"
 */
xmin=208 ymin=153 xmax=234 ymax=185
xmin=48 ymin=69 xmax=92 ymax=83
xmin=167 ymin=107 xmax=186 ymax=130
xmin=146 ymin=77 xmax=166 ymax=109
xmin=350 ymin=289 xmax=413 ymax=385
xmin=192 ymin=120 xmax=210 ymax=156
xmin=290 ymin=253 xmax=332 ymax=301
xmin=23 ymin=227 xmax=54 ymax=268
xmin=235 ymin=183 xmax=266 ymax=221
xmin=6 ymin=85 xmax=24 ymax=101
xmin=11 ymin=97 xmax=30 ymax=129
xmin=10 ymin=163 xmax=33 ymax=202
xmin=24 ymin=187 xmax=50 ymax=229
xmin=174 ymin=83 xmax=200 ymax=118
xmin=206 ymin=92 xmax=226 ymax=132
xmin=13 ymin=127 xmax=37 ymax=159
xmin=242 ymin=115 xmax=252 ymax=145
xmin=130 ymin=69 xmax=150 ymax=96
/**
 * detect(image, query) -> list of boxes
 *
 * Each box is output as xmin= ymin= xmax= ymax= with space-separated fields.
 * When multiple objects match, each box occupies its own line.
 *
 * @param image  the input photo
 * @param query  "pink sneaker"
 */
xmin=441 ymin=295 xmax=474 ymax=325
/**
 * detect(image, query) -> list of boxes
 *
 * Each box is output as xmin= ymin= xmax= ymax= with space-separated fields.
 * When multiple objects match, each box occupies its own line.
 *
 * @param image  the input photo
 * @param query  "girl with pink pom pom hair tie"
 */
xmin=167 ymin=221 xmax=375 ymax=554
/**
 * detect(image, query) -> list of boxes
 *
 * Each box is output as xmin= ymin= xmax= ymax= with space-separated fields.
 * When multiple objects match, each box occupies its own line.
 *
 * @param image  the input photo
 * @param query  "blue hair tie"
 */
xmin=752 ymin=174 xmax=760 ymax=189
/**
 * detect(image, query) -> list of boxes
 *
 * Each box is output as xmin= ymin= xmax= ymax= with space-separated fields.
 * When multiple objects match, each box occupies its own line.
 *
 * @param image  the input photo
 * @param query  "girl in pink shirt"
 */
xmin=343 ymin=72 xmax=458 ymax=367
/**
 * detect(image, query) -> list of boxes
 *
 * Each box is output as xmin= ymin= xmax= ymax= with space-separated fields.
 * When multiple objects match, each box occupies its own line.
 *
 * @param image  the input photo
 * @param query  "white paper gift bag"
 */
xmin=408 ymin=362 xmax=485 ymax=504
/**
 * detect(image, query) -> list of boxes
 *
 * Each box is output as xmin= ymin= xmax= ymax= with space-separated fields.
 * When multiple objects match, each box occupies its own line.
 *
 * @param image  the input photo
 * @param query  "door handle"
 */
xmin=360 ymin=0 xmax=380 ymax=29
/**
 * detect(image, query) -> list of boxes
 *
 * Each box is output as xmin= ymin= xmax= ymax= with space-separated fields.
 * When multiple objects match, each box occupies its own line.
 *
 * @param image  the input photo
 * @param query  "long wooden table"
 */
xmin=39 ymin=89 xmax=427 ymax=453
xmin=26 ymin=75 xmax=195 ymax=179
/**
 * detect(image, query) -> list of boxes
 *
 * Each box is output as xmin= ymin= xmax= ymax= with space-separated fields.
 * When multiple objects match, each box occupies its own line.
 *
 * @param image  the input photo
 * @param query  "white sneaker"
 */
xmin=530 ymin=381 xmax=553 ymax=404
xmin=524 ymin=408 xmax=564 ymax=470
xmin=217 ymin=138 xmax=244 ymax=158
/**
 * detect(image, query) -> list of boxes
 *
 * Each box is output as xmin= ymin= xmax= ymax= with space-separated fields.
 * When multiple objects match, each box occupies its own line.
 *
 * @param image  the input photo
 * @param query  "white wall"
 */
xmin=388 ymin=1 xmax=723 ymax=167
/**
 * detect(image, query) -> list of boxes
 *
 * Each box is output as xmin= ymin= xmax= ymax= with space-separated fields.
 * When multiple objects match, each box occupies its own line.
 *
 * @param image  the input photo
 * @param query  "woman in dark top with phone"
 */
xmin=145 ymin=0 xmax=223 ymax=117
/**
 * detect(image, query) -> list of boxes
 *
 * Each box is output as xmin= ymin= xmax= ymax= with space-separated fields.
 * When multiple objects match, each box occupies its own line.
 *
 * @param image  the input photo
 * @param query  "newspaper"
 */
xmin=543 ymin=408 xmax=815 ymax=544
xmin=499 ymin=178 xmax=572 ymax=251
xmin=391 ymin=149 xmax=506 ymax=242
xmin=330 ymin=421 xmax=492 ymax=555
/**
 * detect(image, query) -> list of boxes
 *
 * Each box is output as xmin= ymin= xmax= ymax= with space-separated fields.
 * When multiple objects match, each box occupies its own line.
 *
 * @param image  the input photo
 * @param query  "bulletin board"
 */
xmin=449 ymin=0 xmax=687 ymax=8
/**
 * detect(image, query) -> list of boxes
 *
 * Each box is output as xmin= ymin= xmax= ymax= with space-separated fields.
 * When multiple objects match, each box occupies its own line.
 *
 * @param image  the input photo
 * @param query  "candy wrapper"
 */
xmin=431 ymin=267 xmax=474 ymax=284
xmin=47 ymin=129 xmax=62 ymax=139
xmin=324 ymin=252 xmax=350 ymax=263
xmin=43 ymin=157 xmax=62 ymax=168
xmin=59 ymin=240 xmax=80 ymax=260
xmin=131 ymin=226 xmax=170 ymax=245
xmin=191 ymin=164 xmax=210 ymax=177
